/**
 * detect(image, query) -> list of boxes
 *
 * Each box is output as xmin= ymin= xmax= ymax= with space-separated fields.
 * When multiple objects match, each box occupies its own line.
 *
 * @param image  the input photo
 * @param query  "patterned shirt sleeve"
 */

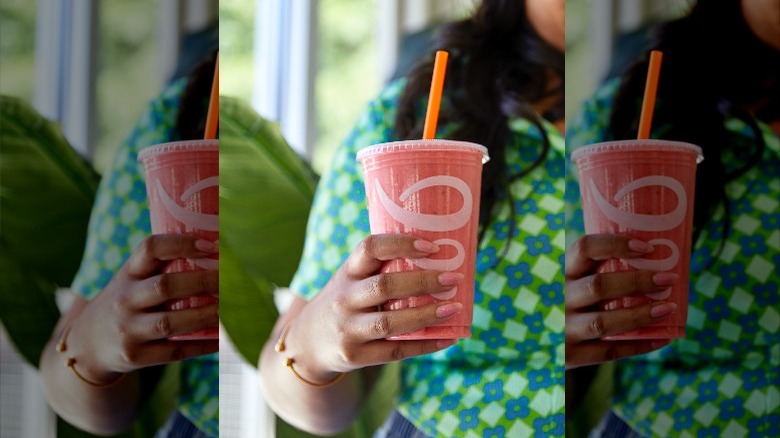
xmin=69 ymin=79 xmax=186 ymax=299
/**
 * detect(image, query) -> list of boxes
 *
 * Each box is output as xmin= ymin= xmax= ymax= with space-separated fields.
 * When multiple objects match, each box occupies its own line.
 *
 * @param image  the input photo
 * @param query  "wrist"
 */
xmin=275 ymin=321 xmax=344 ymax=387
xmin=57 ymin=319 xmax=125 ymax=387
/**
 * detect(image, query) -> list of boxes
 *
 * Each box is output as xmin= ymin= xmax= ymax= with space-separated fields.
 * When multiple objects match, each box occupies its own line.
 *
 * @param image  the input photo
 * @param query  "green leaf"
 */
xmin=0 ymin=252 xmax=60 ymax=366
xmin=0 ymin=95 xmax=99 ymax=287
xmin=0 ymin=95 xmax=99 ymax=366
xmin=219 ymin=96 xmax=316 ymax=288
xmin=0 ymin=95 xmax=179 ymax=437
xmin=218 ymin=96 xmax=316 ymax=362
xmin=219 ymin=242 xmax=278 ymax=366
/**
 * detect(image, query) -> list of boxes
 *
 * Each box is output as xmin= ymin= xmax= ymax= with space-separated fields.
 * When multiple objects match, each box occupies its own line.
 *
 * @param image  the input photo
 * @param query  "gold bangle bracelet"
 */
xmin=56 ymin=323 xmax=126 ymax=388
xmin=275 ymin=322 xmax=345 ymax=388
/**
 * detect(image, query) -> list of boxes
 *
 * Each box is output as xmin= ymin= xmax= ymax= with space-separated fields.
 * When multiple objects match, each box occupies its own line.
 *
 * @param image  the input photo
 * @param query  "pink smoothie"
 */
xmin=139 ymin=140 xmax=219 ymax=340
xmin=357 ymin=140 xmax=489 ymax=340
xmin=572 ymin=140 xmax=702 ymax=340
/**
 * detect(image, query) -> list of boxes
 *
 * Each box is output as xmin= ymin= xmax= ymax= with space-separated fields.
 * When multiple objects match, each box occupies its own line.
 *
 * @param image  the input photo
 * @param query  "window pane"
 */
xmin=314 ymin=0 xmax=472 ymax=174
xmin=95 ymin=0 xmax=158 ymax=173
xmin=219 ymin=0 xmax=256 ymax=101
xmin=314 ymin=0 xmax=379 ymax=174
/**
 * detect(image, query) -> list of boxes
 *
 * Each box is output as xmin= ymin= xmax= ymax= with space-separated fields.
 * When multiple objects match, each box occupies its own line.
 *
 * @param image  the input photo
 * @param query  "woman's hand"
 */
xmin=64 ymin=234 xmax=219 ymax=384
xmin=565 ymin=234 xmax=679 ymax=369
xmin=279 ymin=234 xmax=464 ymax=384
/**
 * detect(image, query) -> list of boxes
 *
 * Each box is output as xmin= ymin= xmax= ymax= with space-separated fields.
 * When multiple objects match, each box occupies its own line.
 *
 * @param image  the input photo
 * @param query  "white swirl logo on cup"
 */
xmin=155 ymin=175 xmax=219 ymax=270
xmin=375 ymin=175 xmax=471 ymax=300
xmin=588 ymin=175 xmax=686 ymax=300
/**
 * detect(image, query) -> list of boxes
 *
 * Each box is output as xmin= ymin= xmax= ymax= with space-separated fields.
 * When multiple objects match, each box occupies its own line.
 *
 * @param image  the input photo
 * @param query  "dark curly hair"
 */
xmin=393 ymin=0 xmax=564 ymax=244
xmin=608 ymin=0 xmax=780 ymax=249
xmin=175 ymin=50 xmax=218 ymax=141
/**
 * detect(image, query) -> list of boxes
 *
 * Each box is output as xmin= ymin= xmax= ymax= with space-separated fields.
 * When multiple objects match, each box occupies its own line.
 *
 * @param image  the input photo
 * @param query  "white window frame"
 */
xmin=34 ymin=0 xmax=99 ymax=160
xmin=253 ymin=0 xmax=319 ymax=160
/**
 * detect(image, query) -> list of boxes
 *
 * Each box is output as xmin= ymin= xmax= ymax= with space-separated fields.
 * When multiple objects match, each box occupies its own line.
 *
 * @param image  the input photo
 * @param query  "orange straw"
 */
xmin=204 ymin=52 xmax=219 ymax=140
xmin=422 ymin=50 xmax=449 ymax=139
xmin=637 ymin=50 xmax=663 ymax=139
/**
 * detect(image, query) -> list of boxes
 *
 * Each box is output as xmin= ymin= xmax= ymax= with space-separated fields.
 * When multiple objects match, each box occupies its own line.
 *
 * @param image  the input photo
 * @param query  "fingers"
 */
xmin=566 ymin=339 xmax=671 ymax=369
xmin=128 ymin=270 xmax=218 ymax=309
xmin=565 ymin=234 xmax=654 ymax=279
xmin=121 ymin=340 xmax=220 ymax=368
xmin=566 ymin=300 xmax=677 ymax=343
xmin=126 ymin=235 xmax=218 ymax=279
xmin=347 ymin=270 xmax=464 ymax=309
xmin=340 ymin=338 xmax=458 ymax=369
xmin=344 ymin=235 xmax=439 ymax=279
xmin=132 ymin=302 xmax=219 ymax=340
xmin=566 ymin=271 xmax=679 ymax=309
xmin=352 ymin=301 xmax=463 ymax=340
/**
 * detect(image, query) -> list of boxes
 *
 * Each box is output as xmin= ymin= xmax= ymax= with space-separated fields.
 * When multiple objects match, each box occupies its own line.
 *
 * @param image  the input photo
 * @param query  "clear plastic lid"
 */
xmin=356 ymin=139 xmax=490 ymax=164
xmin=571 ymin=139 xmax=703 ymax=163
xmin=138 ymin=139 xmax=219 ymax=161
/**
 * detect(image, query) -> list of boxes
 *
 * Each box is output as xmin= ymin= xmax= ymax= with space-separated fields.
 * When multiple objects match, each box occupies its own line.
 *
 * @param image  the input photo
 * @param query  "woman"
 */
xmin=39 ymin=51 xmax=219 ymax=437
xmin=258 ymin=0 xmax=566 ymax=436
xmin=566 ymin=0 xmax=779 ymax=436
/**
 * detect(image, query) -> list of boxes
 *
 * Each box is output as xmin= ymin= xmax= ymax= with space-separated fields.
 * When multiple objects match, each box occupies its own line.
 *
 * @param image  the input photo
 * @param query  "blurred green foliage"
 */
xmin=0 ymin=95 xmax=99 ymax=366
xmin=218 ymin=0 xmax=257 ymax=101
xmin=95 ymin=0 xmax=159 ymax=174
xmin=0 ymin=0 xmax=160 ymax=175
xmin=219 ymin=0 xmax=256 ymax=56
xmin=0 ymin=94 xmax=178 ymax=438
xmin=314 ymin=0 xmax=379 ymax=174
xmin=219 ymin=96 xmax=317 ymax=366
xmin=0 ymin=0 xmax=38 ymax=103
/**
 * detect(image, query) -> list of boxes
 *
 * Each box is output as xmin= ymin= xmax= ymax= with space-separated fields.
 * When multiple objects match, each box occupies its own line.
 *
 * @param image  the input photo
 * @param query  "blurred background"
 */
xmin=0 ymin=0 xmax=217 ymax=436
xmin=219 ymin=0 xmax=473 ymax=174
xmin=0 ymin=0 xmax=217 ymax=174
xmin=565 ymin=1 xmax=692 ymax=437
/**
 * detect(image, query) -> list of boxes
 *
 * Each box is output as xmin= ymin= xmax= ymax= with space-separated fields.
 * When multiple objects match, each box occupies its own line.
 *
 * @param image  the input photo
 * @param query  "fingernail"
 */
xmin=651 ymin=340 xmax=671 ymax=349
xmin=195 ymin=239 xmax=219 ymax=252
xmin=436 ymin=303 xmax=463 ymax=318
xmin=628 ymin=239 xmax=654 ymax=253
xmin=413 ymin=239 xmax=439 ymax=253
xmin=438 ymin=272 xmax=465 ymax=287
xmin=650 ymin=302 xmax=677 ymax=318
xmin=436 ymin=339 xmax=457 ymax=349
xmin=653 ymin=272 xmax=679 ymax=286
